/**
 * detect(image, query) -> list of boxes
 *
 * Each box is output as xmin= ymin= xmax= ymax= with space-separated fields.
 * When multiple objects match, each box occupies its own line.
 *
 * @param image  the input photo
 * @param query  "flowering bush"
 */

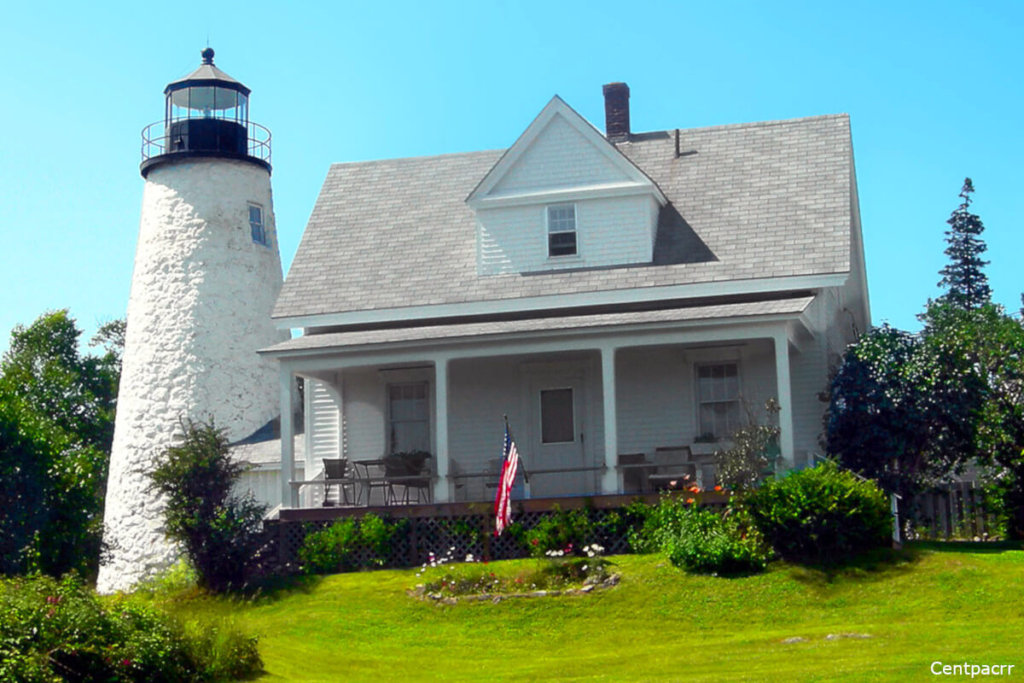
xmin=627 ymin=487 xmax=703 ymax=553
xmin=714 ymin=399 xmax=781 ymax=491
xmin=518 ymin=506 xmax=595 ymax=557
xmin=628 ymin=495 xmax=769 ymax=575
xmin=662 ymin=506 xmax=769 ymax=575
xmin=0 ymin=573 xmax=261 ymax=682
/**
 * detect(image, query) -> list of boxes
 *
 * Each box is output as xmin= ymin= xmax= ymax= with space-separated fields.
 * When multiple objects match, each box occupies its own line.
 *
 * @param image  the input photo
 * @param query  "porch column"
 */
xmin=600 ymin=344 xmax=619 ymax=494
xmin=433 ymin=356 xmax=451 ymax=503
xmin=279 ymin=366 xmax=298 ymax=508
xmin=772 ymin=330 xmax=795 ymax=470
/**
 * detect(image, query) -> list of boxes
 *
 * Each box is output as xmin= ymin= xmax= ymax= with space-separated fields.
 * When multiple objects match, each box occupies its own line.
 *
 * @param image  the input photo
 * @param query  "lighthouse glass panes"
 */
xmin=168 ymin=87 xmax=248 ymax=124
xmin=249 ymin=204 xmax=267 ymax=245
xmin=547 ymin=204 xmax=577 ymax=257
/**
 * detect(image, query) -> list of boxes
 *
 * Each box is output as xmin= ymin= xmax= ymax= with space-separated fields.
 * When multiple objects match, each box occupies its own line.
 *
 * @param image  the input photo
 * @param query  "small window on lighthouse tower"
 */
xmin=249 ymin=204 xmax=268 ymax=246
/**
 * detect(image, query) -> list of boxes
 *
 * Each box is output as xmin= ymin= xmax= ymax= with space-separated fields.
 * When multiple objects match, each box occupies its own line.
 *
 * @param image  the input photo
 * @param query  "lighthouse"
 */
xmin=98 ymin=49 xmax=287 ymax=593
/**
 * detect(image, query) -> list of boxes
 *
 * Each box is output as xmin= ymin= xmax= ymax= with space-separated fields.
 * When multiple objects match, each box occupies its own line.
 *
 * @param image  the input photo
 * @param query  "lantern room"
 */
xmin=141 ymin=48 xmax=271 ymax=176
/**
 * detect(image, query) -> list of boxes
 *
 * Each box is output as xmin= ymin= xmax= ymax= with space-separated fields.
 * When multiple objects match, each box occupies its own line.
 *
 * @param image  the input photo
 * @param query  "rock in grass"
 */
xmin=825 ymin=633 xmax=873 ymax=640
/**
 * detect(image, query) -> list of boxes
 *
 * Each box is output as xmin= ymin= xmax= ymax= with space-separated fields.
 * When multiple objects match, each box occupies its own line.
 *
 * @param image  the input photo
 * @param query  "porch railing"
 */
xmin=284 ymin=454 xmax=729 ymax=509
xmin=290 ymin=464 xmax=611 ymax=508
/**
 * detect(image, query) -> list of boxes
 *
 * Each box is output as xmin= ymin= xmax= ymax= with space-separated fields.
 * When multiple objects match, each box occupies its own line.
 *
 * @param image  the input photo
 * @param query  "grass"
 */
xmin=150 ymin=542 xmax=1024 ymax=682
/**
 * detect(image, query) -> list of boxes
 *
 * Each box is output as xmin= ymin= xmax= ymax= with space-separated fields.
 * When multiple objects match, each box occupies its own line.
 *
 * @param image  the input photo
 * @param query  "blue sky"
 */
xmin=1 ymin=1 xmax=1021 ymax=353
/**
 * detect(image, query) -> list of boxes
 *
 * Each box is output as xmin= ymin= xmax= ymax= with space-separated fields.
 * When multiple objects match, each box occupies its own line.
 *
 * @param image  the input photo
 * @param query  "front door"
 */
xmin=530 ymin=377 xmax=586 ymax=497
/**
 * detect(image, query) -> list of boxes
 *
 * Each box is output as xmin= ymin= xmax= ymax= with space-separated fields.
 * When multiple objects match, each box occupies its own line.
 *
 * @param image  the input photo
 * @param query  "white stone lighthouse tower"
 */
xmin=98 ymin=49 xmax=287 ymax=593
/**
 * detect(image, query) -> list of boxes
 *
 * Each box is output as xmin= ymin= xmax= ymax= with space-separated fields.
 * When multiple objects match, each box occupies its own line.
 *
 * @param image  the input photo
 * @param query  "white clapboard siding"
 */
xmin=235 ymin=463 xmax=304 ymax=510
xmin=305 ymin=379 xmax=342 ymax=507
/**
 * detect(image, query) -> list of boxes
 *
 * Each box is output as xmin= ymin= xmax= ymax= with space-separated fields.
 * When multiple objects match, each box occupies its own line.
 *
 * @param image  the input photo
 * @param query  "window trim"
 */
xmin=546 ymin=203 xmax=577 ymax=258
xmin=248 ymin=202 xmax=268 ymax=247
xmin=694 ymin=361 xmax=742 ymax=441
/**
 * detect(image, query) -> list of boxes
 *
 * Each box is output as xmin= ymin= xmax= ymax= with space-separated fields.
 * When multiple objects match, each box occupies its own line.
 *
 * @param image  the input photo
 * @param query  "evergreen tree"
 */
xmin=937 ymin=178 xmax=991 ymax=309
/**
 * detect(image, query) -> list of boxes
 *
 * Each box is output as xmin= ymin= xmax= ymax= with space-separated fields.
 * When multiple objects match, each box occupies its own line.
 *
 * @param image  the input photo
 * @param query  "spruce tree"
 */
xmin=937 ymin=178 xmax=991 ymax=309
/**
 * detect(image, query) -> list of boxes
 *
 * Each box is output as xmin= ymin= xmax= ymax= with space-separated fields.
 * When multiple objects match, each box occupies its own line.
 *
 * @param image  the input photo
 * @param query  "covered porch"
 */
xmin=268 ymin=298 xmax=817 ymax=511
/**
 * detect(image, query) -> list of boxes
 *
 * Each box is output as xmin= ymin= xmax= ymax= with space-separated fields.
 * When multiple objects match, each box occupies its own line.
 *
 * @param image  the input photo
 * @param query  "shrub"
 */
xmin=297 ymin=514 xmax=404 ymax=574
xmin=629 ymin=497 xmax=769 ymax=575
xmin=744 ymin=460 xmax=891 ymax=564
xmin=149 ymin=420 xmax=267 ymax=592
xmin=0 ymin=573 xmax=261 ymax=682
xmin=519 ymin=506 xmax=595 ymax=557
xmin=663 ymin=507 xmax=769 ymax=575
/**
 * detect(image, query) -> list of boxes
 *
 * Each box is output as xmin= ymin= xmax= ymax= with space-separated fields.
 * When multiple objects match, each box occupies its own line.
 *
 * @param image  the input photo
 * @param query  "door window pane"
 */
xmin=541 ymin=388 xmax=575 ymax=443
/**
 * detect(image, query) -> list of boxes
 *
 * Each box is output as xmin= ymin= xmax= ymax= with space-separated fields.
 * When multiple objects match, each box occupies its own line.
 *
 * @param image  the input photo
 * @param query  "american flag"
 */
xmin=494 ymin=424 xmax=520 ymax=537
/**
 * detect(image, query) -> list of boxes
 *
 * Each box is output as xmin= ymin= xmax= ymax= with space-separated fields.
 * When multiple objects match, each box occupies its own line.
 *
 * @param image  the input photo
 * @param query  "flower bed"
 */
xmin=409 ymin=544 xmax=619 ymax=603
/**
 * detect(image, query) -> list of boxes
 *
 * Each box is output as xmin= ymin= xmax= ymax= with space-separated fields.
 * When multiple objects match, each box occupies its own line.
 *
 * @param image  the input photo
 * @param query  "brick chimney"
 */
xmin=602 ymin=82 xmax=630 ymax=142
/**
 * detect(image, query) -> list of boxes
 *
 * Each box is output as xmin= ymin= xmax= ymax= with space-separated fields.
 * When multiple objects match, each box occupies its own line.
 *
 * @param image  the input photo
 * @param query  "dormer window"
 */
xmin=547 ymin=204 xmax=577 ymax=257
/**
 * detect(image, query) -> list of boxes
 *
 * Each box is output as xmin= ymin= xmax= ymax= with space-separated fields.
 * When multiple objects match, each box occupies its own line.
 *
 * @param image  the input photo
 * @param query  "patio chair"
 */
xmin=649 ymin=446 xmax=696 ymax=491
xmin=322 ymin=458 xmax=355 ymax=506
xmin=618 ymin=453 xmax=654 ymax=494
xmin=385 ymin=454 xmax=432 ymax=505
xmin=353 ymin=459 xmax=391 ymax=506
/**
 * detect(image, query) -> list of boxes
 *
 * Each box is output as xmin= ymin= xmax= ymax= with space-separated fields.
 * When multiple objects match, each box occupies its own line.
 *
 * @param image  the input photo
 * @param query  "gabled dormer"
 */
xmin=467 ymin=89 xmax=667 ymax=276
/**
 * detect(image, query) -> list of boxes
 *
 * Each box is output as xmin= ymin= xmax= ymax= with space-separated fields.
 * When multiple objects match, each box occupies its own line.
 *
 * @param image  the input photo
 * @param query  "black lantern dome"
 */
xmin=141 ymin=48 xmax=271 ymax=177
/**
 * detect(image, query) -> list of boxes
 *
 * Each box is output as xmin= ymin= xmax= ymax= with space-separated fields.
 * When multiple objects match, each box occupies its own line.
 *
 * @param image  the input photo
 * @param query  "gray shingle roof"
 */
xmin=265 ymin=296 xmax=814 ymax=356
xmin=274 ymin=114 xmax=852 ymax=321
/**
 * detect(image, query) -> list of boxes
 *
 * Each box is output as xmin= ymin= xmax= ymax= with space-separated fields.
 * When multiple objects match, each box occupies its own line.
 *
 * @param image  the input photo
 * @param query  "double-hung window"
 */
xmin=387 ymin=382 xmax=430 ymax=453
xmin=249 ymin=203 xmax=268 ymax=246
xmin=547 ymin=204 xmax=577 ymax=257
xmin=696 ymin=363 xmax=741 ymax=440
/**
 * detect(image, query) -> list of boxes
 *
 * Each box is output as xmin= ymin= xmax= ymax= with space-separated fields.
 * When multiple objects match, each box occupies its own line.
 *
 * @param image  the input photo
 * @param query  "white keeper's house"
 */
xmin=263 ymin=83 xmax=870 ymax=510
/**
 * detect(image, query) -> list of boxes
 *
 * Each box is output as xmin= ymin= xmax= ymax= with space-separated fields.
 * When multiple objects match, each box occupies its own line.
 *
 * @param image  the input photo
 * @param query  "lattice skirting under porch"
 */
xmin=262 ymin=495 xmax=728 ymax=571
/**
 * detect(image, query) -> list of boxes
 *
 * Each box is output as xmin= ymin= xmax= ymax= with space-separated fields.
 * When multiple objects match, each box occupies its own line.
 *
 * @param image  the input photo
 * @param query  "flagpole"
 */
xmin=503 ymin=414 xmax=529 ymax=484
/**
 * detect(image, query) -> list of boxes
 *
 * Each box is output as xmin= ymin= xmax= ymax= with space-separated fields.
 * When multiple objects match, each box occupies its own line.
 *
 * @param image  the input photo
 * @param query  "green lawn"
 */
xmin=156 ymin=543 xmax=1024 ymax=682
